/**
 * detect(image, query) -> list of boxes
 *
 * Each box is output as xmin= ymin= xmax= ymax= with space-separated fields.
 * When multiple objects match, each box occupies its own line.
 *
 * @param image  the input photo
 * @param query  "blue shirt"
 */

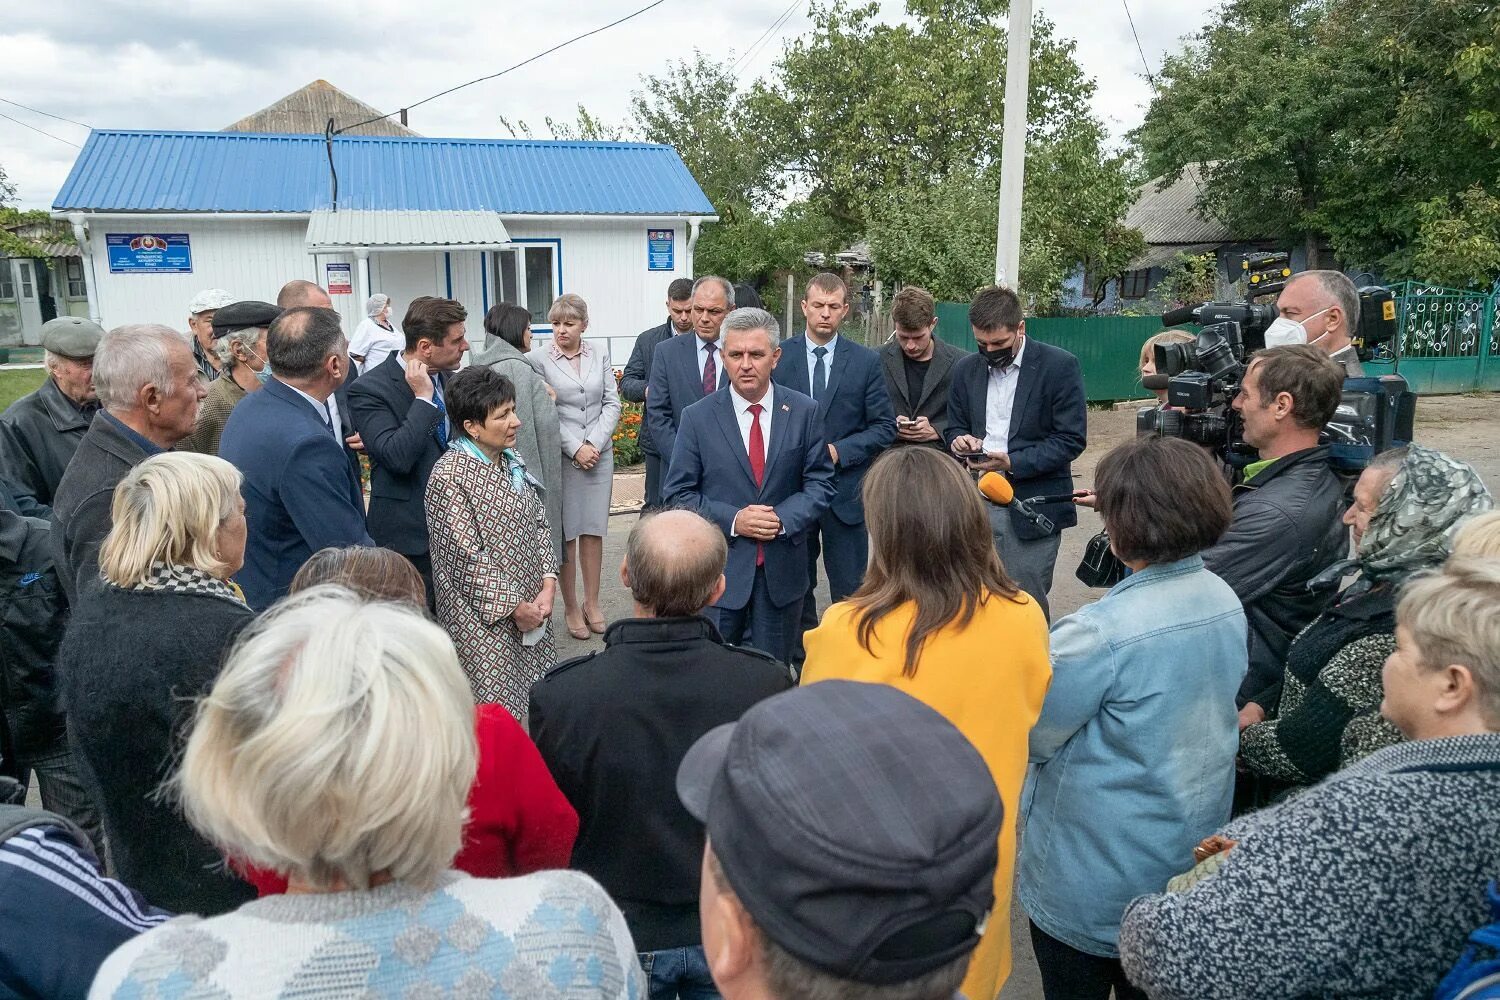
xmin=806 ymin=334 xmax=839 ymax=395
xmin=99 ymin=410 xmax=163 ymax=456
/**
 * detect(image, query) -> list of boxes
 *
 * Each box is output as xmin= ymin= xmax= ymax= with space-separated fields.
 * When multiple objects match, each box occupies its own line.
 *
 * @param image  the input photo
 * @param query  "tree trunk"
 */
xmin=1305 ymin=231 xmax=1320 ymax=269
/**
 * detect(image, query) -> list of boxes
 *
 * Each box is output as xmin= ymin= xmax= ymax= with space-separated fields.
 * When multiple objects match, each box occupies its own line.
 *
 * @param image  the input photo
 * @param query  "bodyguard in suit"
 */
xmin=880 ymin=285 xmax=967 ymax=451
xmin=946 ymin=285 xmax=1086 ymax=619
xmin=348 ymin=296 xmax=469 ymax=602
xmin=219 ymin=307 xmax=373 ymax=610
xmin=663 ymin=307 xmax=836 ymax=665
xmin=773 ymin=273 xmax=895 ymax=652
xmin=620 ymin=277 xmax=695 ymax=510
xmin=645 ymin=275 xmax=734 ymax=464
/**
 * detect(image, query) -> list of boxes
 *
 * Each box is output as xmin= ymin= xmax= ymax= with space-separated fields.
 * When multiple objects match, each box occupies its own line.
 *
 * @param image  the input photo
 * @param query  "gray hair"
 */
xmin=268 ymin=307 xmax=344 ymax=380
xmin=364 ymin=293 xmax=390 ymax=319
xmin=692 ymin=275 xmax=735 ymax=307
xmin=1293 ymin=270 xmax=1361 ymax=331
xmin=212 ymin=326 xmax=265 ymax=370
xmin=1398 ymin=558 xmax=1500 ymax=729
xmin=721 ymin=306 xmax=781 ymax=347
xmin=92 ymin=324 xmax=183 ymax=411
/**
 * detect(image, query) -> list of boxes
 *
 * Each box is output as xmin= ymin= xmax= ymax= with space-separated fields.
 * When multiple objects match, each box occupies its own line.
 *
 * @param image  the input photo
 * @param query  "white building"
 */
xmin=50 ymin=128 xmax=717 ymax=365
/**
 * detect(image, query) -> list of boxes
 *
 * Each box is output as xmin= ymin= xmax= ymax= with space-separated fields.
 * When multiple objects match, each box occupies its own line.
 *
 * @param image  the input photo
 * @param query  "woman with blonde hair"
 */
xmin=801 ymin=445 xmax=1052 ymax=1000
xmin=92 ymin=588 xmax=642 ymax=998
xmin=536 ymin=292 xmax=620 ymax=638
xmin=1138 ymin=329 xmax=1195 ymax=405
xmin=1453 ymin=509 xmax=1500 ymax=560
xmin=58 ymin=451 xmax=255 ymax=915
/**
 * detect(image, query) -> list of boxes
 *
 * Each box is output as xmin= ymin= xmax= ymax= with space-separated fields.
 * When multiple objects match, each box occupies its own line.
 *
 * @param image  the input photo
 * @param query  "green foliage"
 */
xmin=1412 ymin=187 xmax=1500 ymax=289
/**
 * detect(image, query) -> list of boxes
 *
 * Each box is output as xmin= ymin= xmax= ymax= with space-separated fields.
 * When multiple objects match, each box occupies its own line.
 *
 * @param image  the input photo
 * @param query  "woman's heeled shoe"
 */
xmin=584 ymin=606 xmax=606 ymax=634
xmin=564 ymin=609 xmax=589 ymax=640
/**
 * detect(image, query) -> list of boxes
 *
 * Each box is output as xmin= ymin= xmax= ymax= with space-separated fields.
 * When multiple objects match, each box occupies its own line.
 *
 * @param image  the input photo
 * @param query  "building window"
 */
xmin=1120 ymin=269 xmax=1151 ymax=299
xmin=0 ymin=265 xmax=14 ymax=301
xmin=65 ymin=259 xmax=86 ymax=298
xmin=490 ymin=242 xmax=559 ymax=325
xmin=17 ymin=262 xmax=33 ymax=299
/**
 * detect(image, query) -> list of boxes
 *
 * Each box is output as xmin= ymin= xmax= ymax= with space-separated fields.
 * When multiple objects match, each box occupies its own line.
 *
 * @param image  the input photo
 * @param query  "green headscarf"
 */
xmin=1357 ymin=444 xmax=1493 ymax=582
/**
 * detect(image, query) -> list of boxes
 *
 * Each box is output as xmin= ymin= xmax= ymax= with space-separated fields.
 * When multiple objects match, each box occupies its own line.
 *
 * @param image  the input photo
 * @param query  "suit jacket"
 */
xmin=621 ymin=320 xmax=679 ymax=456
xmin=944 ymin=338 xmax=1088 ymax=539
xmin=879 ymin=338 xmax=967 ymax=449
xmin=49 ymin=412 xmax=151 ymax=607
xmin=773 ymin=335 xmax=895 ymax=525
xmin=219 ymin=378 xmax=373 ymax=610
xmin=537 ymin=345 xmax=621 ymax=459
xmin=662 ymin=386 xmax=836 ymax=610
xmin=0 ymin=378 xmax=97 ymax=507
xmin=645 ymin=333 xmax=725 ymax=463
xmin=347 ymin=354 xmax=445 ymax=556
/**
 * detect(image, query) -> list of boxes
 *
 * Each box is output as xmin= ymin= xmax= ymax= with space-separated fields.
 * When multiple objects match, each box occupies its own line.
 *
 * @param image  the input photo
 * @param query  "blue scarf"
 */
xmin=448 ymin=437 xmax=541 ymax=494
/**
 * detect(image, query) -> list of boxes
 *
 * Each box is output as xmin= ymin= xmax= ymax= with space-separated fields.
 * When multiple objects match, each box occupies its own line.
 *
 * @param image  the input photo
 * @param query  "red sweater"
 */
xmin=243 ymin=704 xmax=578 ymax=893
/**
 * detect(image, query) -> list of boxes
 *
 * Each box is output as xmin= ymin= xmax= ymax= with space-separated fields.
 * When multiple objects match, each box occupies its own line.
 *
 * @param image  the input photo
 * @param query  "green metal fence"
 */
xmin=935 ymin=286 xmax=1500 ymax=403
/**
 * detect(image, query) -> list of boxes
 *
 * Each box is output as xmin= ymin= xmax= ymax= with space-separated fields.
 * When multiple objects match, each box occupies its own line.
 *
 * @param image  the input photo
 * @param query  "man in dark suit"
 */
xmin=663 ymin=307 xmax=836 ymax=664
xmin=621 ymin=278 xmax=695 ymax=511
xmin=529 ymin=508 xmax=792 ymax=1000
xmin=946 ymin=285 xmax=1086 ymax=619
xmin=880 ymin=285 xmax=967 ymax=451
xmin=773 ymin=272 xmax=895 ymax=655
xmin=347 ymin=296 xmax=469 ymax=602
xmin=645 ymin=275 xmax=734 ymax=464
xmin=51 ymin=324 xmax=208 ymax=606
xmin=220 ymin=307 xmax=373 ymax=610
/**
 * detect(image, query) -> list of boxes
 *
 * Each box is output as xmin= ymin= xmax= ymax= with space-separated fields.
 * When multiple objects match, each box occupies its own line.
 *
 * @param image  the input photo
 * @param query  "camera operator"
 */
xmin=1201 ymin=345 xmax=1348 ymax=712
xmin=1268 ymin=270 xmax=1364 ymax=376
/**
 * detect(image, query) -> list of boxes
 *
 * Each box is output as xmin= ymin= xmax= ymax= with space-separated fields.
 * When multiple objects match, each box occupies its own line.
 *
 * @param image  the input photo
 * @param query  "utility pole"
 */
xmin=995 ymin=0 xmax=1033 ymax=288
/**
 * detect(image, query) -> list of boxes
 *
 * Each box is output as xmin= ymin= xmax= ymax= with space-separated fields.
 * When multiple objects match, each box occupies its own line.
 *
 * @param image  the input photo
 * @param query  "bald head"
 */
xmin=623 ymin=510 xmax=727 ymax=617
xmin=277 ymin=279 xmax=333 ymax=310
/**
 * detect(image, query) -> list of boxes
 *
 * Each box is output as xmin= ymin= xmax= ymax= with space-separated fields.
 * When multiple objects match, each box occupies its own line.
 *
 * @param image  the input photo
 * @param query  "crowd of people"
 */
xmin=0 ymin=264 xmax=1496 ymax=1000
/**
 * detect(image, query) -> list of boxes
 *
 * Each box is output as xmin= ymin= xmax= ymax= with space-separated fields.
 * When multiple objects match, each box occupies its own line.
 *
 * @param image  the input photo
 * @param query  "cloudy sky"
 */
xmin=0 ymin=0 xmax=1216 ymax=210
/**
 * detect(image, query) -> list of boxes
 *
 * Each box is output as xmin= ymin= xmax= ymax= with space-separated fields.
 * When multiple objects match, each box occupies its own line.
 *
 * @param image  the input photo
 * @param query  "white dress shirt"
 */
xmin=805 ymin=333 xmax=839 ymax=395
xmin=728 ymin=383 xmax=776 ymax=538
xmin=284 ymin=381 xmax=341 ymax=440
xmin=982 ymin=336 xmax=1027 ymax=455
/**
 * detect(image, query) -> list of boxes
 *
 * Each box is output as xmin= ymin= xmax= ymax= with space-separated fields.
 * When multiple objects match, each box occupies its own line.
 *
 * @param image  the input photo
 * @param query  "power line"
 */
xmin=734 ymin=0 xmax=804 ymax=81
xmin=0 ymin=96 xmax=92 ymax=131
xmin=1120 ymin=0 xmax=1156 ymax=88
xmin=335 ymin=0 xmax=671 ymax=135
xmin=731 ymin=0 xmax=802 ymax=74
xmin=0 ymin=110 xmax=80 ymax=148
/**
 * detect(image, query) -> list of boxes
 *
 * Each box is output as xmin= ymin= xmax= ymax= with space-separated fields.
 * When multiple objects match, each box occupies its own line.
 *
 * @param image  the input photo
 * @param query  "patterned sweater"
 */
xmin=91 ymin=869 xmax=645 ymax=999
xmin=1118 ymin=734 xmax=1500 ymax=1000
xmin=1239 ymin=587 xmax=1403 ymax=785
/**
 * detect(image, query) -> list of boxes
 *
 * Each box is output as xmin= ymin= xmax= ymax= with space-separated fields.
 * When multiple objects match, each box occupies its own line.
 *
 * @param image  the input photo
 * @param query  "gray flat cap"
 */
xmin=210 ymin=300 xmax=282 ymax=338
xmin=40 ymin=316 xmax=106 ymax=359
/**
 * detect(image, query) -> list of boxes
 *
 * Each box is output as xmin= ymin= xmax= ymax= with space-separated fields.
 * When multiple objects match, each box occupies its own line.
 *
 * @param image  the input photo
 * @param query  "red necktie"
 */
xmin=702 ymin=341 xmax=718 ymax=396
xmin=748 ymin=403 xmax=765 ymax=565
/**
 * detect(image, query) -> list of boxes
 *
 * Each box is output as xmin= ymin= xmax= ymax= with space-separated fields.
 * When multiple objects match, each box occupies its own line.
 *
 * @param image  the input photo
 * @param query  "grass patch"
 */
xmin=0 ymin=368 xmax=49 ymax=411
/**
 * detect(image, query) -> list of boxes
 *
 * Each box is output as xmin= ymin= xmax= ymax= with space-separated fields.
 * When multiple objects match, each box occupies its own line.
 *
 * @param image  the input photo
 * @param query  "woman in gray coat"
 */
xmin=473 ymin=304 xmax=563 ymax=564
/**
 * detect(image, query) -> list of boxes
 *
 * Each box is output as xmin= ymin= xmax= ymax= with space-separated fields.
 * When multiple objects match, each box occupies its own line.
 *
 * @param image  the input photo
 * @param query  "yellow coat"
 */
xmin=802 ymin=590 xmax=1051 ymax=1000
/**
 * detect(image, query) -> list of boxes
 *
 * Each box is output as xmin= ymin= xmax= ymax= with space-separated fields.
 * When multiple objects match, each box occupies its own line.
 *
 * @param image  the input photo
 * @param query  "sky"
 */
xmin=0 ymin=0 xmax=1218 ymax=211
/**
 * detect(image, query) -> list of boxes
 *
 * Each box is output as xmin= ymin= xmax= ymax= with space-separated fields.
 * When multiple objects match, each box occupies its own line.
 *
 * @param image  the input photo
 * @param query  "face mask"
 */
xmin=981 ymin=345 xmax=1014 ymax=369
xmin=1263 ymin=307 xmax=1332 ymax=349
xmin=246 ymin=348 xmax=273 ymax=385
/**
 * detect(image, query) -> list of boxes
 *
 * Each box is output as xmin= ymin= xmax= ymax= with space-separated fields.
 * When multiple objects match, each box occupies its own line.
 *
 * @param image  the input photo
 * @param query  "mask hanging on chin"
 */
xmin=1263 ymin=307 xmax=1332 ymax=349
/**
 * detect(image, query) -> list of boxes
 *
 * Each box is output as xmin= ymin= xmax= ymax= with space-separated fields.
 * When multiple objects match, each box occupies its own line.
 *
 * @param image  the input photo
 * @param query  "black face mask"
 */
xmin=981 ymin=345 xmax=1014 ymax=369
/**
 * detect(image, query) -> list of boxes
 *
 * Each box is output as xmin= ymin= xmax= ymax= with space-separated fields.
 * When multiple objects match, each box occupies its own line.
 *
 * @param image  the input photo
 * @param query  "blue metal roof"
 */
xmin=53 ymin=130 xmax=717 ymax=216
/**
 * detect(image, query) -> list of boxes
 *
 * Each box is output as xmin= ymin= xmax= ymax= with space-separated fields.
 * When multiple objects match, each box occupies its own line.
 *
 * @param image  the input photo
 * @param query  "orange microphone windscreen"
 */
xmin=977 ymin=471 xmax=1014 ymax=505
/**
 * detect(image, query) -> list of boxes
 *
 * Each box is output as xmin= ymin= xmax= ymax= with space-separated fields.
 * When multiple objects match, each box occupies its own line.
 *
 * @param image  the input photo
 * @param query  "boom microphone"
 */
xmin=1161 ymin=304 xmax=1200 ymax=327
xmin=976 ymin=472 xmax=1055 ymax=533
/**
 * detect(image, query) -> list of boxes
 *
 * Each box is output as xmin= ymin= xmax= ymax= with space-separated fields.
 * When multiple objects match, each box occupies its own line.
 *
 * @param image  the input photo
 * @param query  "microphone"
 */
xmin=1161 ymin=304 xmax=1200 ymax=327
xmin=976 ymin=472 xmax=1055 ymax=534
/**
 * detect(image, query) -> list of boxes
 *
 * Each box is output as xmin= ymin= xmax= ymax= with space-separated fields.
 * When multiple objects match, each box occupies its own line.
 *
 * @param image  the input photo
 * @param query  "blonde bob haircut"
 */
xmin=1452 ymin=511 xmax=1500 ymax=560
xmin=547 ymin=292 xmax=589 ymax=326
xmin=175 ymin=586 xmax=477 ymax=891
xmin=99 ymin=451 xmax=243 ymax=588
xmin=1138 ymin=330 xmax=1194 ymax=374
xmin=1398 ymin=558 xmax=1500 ymax=729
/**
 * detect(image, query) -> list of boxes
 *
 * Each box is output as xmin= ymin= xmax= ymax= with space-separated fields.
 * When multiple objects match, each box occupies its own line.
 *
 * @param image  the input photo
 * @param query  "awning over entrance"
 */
xmin=305 ymin=209 xmax=511 ymax=251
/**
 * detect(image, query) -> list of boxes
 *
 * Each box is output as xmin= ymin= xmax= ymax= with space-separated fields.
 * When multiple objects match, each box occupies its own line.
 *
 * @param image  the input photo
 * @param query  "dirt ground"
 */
xmin=560 ymin=392 xmax=1500 ymax=1000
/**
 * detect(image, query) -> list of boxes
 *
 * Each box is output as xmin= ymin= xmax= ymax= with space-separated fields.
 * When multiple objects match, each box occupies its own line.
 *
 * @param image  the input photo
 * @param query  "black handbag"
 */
xmin=1076 ymin=529 xmax=1127 ymax=588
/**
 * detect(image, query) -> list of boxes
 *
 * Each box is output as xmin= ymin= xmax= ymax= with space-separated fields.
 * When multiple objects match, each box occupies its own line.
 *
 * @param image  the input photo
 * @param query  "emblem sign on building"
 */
xmin=106 ymin=233 xmax=193 ymax=273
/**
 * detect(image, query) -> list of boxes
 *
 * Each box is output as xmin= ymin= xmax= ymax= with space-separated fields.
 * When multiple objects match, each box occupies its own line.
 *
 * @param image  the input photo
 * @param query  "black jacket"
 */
xmin=49 ymin=412 xmax=152 ymax=608
xmin=944 ymin=338 xmax=1088 ymax=538
xmin=0 ymin=482 xmax=66 ymax=767
xmin=1201 ymin=445 xmax=1348 ymax=706
xmin=528 ymin=616 xmax=792 ymax=951
xmin=619 ymin=320 xmax=678 ymax=456
xmin=347 ymin=354 xmax=444 ymax=557
xmin=879 ymin=338 xmax=967 ymax=450
xmin=0 ymin=378 xmax=97 ymax=507
xmin=58 ymin=584 xmax=256 ymax=916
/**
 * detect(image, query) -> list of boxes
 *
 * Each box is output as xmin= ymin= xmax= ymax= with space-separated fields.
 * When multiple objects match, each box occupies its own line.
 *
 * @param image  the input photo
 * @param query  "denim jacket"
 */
xmin=1017 ymin=555 xmax=1247 ymax=957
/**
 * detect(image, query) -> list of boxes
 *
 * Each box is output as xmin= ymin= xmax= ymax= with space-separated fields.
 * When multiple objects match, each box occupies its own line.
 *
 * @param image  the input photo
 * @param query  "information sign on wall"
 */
xmin=106 ymin=233 xmax=192 ymax=273
xmin=326 ymin=262 xmax=353 ymax=295
xmin=647 ymin=229 xmax=675 ymax=271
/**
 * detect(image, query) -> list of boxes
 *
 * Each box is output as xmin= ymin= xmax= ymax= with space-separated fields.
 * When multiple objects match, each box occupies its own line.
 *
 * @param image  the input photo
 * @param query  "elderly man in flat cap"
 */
xmin=187 ymin=288 xmax=235 ymax=381
xmin=180 ymin=300 xmax=279 ymax=456
xmin=0 ymin=316 xmax=105 ymax=507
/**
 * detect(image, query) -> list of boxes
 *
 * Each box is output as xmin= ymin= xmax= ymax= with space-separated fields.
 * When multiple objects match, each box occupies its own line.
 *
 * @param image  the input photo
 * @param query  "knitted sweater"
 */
xmin=1238 ymin=587 xmax=1403 ymax=785
xmin=1119 ymin=733 xmax=1500 ymax=1000
xmin=91 ymin=869 xmax=647 ymax=999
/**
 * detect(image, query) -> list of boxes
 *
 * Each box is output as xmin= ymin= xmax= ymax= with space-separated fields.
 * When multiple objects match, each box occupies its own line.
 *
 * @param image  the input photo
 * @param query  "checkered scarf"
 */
xmin=130 ymin=562 xmax=248 ymax=607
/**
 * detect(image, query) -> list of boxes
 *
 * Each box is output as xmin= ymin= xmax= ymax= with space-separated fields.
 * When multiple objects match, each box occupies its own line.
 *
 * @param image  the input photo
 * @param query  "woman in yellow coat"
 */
xmin=802 ymin=446 xmax=1052 ymax=1000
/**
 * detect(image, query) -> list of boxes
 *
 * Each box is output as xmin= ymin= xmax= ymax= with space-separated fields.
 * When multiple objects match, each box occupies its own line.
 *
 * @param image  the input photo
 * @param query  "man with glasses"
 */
xmin=646 ymin=275 xmax=736 ymax=467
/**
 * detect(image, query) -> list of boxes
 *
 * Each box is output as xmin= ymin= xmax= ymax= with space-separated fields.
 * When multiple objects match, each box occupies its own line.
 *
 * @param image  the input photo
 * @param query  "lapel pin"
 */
xmin=780 ymin=403 xmax=790 ymax=412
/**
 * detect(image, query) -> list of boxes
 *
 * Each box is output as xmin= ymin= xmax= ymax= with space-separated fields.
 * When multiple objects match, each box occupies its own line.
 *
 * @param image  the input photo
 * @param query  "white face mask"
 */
xmin=1263 ymin=306 xmax=1332 ymax=349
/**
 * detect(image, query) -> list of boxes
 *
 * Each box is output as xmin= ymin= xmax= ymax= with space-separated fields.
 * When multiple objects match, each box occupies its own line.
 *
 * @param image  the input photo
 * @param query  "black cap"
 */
xmin=677 ymin=681 xmax=1001 ymax=985
xmin=210 ymin=300 xmax=281 ymax=339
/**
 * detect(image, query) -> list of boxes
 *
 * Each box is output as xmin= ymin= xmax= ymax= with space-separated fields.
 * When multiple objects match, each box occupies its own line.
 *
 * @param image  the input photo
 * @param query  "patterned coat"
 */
xmin=425 ymin=449 xmax=557 ymax=719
